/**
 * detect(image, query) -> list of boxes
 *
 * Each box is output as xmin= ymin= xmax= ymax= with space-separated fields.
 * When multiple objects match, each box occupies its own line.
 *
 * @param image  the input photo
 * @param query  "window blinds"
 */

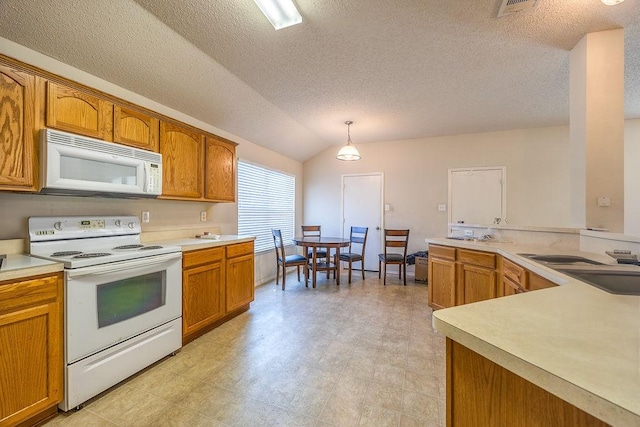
xmin=237 ymin=161 xmax=295 ymax=253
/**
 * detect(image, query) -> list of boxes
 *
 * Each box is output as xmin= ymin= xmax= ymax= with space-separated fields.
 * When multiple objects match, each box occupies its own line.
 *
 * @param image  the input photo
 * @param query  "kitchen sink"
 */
xmin=518 ymin=254 xmax=604 ymax=265
xmin=555 ymin=268 xmax=640 ymax=295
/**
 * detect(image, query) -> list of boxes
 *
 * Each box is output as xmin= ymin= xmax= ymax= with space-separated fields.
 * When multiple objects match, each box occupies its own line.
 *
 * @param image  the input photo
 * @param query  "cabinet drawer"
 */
xmin=527 ymin=273 xmax=557 ymax=291
xmin=458 ymin=249 xmax=495 ymax=268
xmin=0 ymin=274 xmax=61 ymax=314
xmin=502 ymin=257 xmax=526 ymax=285
xmin=429 ymin=245 xmax=456 ymax=261
xmin=183 ymin=247 xmax=224 ymax=269
xmin=226 ymin=241 xmax=254 ymax=258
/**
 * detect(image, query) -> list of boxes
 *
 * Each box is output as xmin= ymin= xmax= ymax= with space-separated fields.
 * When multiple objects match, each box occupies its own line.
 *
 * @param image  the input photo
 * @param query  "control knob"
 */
xmin=53 ymin=221 xmax=62 ymax=231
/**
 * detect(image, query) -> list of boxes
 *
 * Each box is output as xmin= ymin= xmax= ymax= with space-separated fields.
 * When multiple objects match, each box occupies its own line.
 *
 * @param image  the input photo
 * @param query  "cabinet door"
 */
xmin=428 ymin=257 xmax=456 ymax=309
xmin=501 ymin=275 xmax=524 ymax=297
xmin=528 ymin=273 xmax=557 ymax=291
xmin=113 ymin=106 xmax=159 ymax=151
xmin=205 ymin=136 xmax=236 ymax=202
xmin=0 ymin=65 xmax=36 ymax=190
xmin=182 ymin=259 xmax=225 ymax=338
xmin=458 ymin=263 xmax=496 ymax=305
xmin=160 ymin=121 xmax=203 ymax=198
xmin=46 ymin=82 xmax=113 ymax=140
xmin=226 ymin=253 xmax=255 ymax=313
xmin=0 ymin=274 xmax=63 ymax=426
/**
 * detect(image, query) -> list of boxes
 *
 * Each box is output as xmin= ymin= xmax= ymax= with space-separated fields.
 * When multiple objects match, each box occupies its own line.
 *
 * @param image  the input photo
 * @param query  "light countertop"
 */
xmin=148 ymin=235 xmax=255 ymax=252
xmin=428 ymin=238 xmax=640 ymax=427
xmin=0 ymin=254 xmax=63 ymax=282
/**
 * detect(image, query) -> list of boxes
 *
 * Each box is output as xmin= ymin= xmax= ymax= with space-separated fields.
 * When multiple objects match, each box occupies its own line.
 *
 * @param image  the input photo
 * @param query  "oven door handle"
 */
xmin=66 ymin=252 xmax=182 ymax=279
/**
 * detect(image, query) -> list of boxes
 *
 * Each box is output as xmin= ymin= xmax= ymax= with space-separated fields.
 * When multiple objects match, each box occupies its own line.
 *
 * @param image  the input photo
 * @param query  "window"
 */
xmin=238 ymin=161 xmax=295 ymax=253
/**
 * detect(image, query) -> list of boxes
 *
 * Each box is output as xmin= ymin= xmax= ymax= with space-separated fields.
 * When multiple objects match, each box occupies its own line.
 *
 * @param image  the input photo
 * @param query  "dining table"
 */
xmin=292 ymin=236 xmax=350 ymax=288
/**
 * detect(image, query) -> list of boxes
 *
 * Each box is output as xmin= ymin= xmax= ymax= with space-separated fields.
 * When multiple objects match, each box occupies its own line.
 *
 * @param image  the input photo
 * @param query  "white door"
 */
xmin=342 ymin=173 xmax=383 ymax=271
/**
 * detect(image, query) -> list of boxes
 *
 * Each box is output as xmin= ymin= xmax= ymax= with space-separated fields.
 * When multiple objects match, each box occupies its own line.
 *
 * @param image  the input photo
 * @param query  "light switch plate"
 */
xmin=438 ymin=204 xmax=447 ymax=212
xmin=597 ymin=196 xmax=611 ymax=207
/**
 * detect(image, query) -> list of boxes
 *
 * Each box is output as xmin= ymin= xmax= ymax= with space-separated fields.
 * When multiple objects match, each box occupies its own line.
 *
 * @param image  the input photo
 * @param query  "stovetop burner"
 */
xmin=140 ymin=245 xmax=163 ymax=250
xmin=51 ymin=251 xmax=83 ymax=257
xmin=73 ymin=252 xmax=112 ymax=259
xmin=113 ymin=244 xmax=145 ymax=250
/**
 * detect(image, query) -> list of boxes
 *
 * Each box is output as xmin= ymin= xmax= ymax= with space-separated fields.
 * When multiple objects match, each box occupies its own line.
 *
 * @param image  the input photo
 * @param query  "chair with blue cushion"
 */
xmin=339 ymin=226 xmax=368 ymax=284
xmin=378 ymin=229 xmax=410 ymax=285
xmin=272 ymin=229 xmax=308 ymax=290
xmin=301 ymin=225 xmax=330 ymax=278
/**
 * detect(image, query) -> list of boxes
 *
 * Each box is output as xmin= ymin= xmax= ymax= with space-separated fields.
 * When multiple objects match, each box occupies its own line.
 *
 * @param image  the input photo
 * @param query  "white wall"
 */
xmin=624 ymin=119 xmax=640 ymax=236
xmin=304 ymin=126 xmax=572 ymax=254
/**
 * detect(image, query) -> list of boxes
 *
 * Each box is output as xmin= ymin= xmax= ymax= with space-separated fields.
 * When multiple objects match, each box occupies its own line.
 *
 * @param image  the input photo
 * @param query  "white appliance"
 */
xmin=29 ymin=216 xmax=182 ymax=411
xmin=40 ymin=128 xmax=162 ymax=197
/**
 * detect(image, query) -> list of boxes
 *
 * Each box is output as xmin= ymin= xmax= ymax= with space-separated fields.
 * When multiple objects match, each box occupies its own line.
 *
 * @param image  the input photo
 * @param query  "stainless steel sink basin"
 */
xmin=518 ymin=254 xmax=604 ymax=265
xmin=555 ymin=268 xmax=640 ymax=295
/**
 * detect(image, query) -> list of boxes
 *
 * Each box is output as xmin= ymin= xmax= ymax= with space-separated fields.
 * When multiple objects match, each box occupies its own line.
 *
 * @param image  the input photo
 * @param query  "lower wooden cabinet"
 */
xmin=447 ymin=339 xmax=609 ymax=426
xmin=428 ymin=244 xmax=558 ymax=310
xmin=226 ymin=242 xmax=255 ymax=313
xmin=0 ymin=273 xmax=63 ymax=427
xmin=182 ymin=241 xmax=255 ymax=344
xmin=182 ymin=247 xmax=225 ymax=342
xmin=428 ymin=245 xmax=457 ymax=309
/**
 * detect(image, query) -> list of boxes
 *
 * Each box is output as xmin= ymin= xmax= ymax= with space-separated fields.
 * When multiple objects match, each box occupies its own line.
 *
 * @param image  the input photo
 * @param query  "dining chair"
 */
xmin=339 ymin=226 xmax=368 ymax=284
xmin=378 ymin=229 xmax=410 ymax=285
xmin=301 ymin=225 xmax=330 ymax=278
xmin=272 ymin=229 xmax=308 ymax=290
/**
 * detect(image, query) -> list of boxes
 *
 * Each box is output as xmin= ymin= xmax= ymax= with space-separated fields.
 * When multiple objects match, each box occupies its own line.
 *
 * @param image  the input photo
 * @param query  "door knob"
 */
xmin=376 ymin=226 xmax=381 ymax=230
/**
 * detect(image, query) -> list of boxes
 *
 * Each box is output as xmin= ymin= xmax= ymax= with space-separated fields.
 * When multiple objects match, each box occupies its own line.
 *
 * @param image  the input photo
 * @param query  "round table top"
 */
xmin=292 ymin=237 xmax=350 ymax=247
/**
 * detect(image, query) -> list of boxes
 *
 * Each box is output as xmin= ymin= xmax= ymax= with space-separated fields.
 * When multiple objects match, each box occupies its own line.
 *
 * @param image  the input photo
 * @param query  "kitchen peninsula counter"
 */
xmin=148 ymin=235 xmax=255 ymax=252
xmin=428 ymin=238 xmax=640 ymax=426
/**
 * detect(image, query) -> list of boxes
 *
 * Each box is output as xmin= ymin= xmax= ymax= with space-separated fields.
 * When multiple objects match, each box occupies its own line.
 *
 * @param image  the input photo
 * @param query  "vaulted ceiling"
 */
xmin=1 ymin=0 xmax=639 ymax=161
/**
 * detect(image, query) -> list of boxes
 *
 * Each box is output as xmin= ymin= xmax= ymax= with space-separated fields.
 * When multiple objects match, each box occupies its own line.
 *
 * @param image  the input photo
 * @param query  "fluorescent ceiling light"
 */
xmin=252 ymin=0 xmax=302 ymax=30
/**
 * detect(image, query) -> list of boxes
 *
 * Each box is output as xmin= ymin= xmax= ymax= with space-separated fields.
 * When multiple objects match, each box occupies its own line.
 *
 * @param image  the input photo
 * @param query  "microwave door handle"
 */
xmin=66 ymin=252 xmax=182 ymax=279
xmin=143 ymin=162 xmax=150 ymax=192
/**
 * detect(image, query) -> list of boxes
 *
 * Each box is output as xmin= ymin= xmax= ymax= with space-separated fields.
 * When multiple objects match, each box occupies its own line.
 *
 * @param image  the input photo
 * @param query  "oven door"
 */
xmin=65 ymin=252 xmax=182 ymax=363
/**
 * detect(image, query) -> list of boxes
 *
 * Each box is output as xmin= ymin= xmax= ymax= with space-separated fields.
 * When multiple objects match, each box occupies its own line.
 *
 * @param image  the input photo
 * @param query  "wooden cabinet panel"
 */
xmin=428 ymin=257 xmax=456 ymax=309
xmin=226 ymin=241 xmax=255 ymax=313
xmin=458 ymin=263 xmax=496 ymax=305
xmin=160 ymin=121 xmax=203 ymax=199
xmin=0 ymin=65 xmax=36 ymax=191
xmin=0 ymin=273 xmax=63 ymax=427
xmin=503 ymin=257 xmax=526 ymax=286
xmin=113 ymin=106 xmax=159 ymax=151
xmin=447 ymin=339 xmax=609 ymax=427
xmin=429 ymin=244 xmax=456 ymax=260
xmin=502 ymin=275 xmax=524 ymax=297
xmin=182 ymin=260 xmax=225 ymax=338
xmin=183 ymin=247 xmax=224 ymax=269
xmin=46 ymin=82 xmax=113 ymax=140
xmin=205 ymin=136 xmax=236 ymax=202
xmin=458 ymin=249 xmax=495 ymax=269
xmin=528 ymin=272 xmax=557 ymax=291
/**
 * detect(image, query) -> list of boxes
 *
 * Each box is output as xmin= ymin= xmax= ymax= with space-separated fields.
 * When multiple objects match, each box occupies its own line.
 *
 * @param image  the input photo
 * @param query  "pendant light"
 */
xmin=336 ymin=121 xmax=361 ymax=161
xmin=601 ymin=0 xmax=623 ymax=4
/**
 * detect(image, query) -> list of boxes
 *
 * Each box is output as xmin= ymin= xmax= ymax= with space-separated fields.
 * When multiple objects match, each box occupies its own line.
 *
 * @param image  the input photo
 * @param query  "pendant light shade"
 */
xmin=601 ymin=0 xmax=623 ymax=4
xmin=336 ymin=121 xmax=361 ymax=161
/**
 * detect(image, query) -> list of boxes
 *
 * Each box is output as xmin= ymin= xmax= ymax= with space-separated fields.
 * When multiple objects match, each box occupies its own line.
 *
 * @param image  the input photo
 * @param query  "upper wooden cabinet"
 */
xmin=113 ymin=106 xmax=159 ymax=151
xmin=205 ymin=135 xmax=236 ymax=202
xmin=46 ymin=82 xmax=113 ymax=140
xmin=0 ymin=65 xmax=37 ymax=191
xmin=159 ymin=121 xmax=204 ymax=199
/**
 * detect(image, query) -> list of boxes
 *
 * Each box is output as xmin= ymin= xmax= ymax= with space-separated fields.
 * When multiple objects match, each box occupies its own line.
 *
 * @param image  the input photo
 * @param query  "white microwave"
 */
xmin=40 ymin=129 xmax=162 ymax=197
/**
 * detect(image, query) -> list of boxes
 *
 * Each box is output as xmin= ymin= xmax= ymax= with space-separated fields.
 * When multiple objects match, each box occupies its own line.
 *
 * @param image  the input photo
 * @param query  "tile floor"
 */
xmin=45 ymin=272 xmax=446 ymax=427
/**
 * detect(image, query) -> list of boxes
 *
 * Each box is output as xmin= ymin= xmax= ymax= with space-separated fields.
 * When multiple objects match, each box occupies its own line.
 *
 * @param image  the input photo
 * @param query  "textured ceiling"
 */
xmin=1 ymin=0 xmax=639 ymax=161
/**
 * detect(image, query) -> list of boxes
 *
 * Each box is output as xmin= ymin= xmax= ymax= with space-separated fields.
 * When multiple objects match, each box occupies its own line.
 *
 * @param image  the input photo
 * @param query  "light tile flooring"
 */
xmin=46 ymin=272 xmax=446 ymax=427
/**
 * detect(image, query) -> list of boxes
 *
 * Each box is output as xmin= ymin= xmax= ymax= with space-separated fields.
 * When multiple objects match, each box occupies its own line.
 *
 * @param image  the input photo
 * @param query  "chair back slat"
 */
xmin=347 ymin=226 xmax=369 ymax=257
xmin=383 ymin=229 xmax=410 ymax=257
xmin=301 ymin=225 xmax=321 ymax=238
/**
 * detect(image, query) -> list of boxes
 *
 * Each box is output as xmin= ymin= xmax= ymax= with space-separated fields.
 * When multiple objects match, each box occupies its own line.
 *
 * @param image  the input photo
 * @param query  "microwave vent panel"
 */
xmin=43 ymin=129 xmax=161 ymax=163
xmin=497 ymin=0 xmax=540 ymax=17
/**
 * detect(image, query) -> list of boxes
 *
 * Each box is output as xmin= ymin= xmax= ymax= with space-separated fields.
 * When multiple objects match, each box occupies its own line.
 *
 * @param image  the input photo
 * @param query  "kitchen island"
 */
xmin=429 ymin=238 xmax=640 ymax=427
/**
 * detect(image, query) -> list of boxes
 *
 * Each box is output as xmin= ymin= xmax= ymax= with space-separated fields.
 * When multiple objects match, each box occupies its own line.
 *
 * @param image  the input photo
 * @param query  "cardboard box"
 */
xmin=415 ymin=256 xmax=428 ymax=282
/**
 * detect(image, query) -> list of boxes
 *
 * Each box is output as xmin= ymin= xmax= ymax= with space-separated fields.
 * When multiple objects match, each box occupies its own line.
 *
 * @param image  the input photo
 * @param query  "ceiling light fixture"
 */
xmin=601 ymin=0 xmax=623 ymax=5
xmin=336 ymin=121 xmax=361 ymax=161
xmin=252 ymin=0 xmax=302 ymax=30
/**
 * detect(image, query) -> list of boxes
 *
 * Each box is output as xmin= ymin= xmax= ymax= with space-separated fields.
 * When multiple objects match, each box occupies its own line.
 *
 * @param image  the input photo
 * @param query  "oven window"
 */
xmin=97 ymin=271 xmax=166 ymax=328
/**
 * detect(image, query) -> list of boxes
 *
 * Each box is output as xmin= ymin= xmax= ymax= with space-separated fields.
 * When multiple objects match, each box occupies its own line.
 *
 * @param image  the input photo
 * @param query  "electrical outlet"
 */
xmin=141 ymin=211 xmax=150 ymax=223
xmin=200 ymin=211 xmax=207 ymax=222
xmin=464 ymin=229 xmax=474 ymax=237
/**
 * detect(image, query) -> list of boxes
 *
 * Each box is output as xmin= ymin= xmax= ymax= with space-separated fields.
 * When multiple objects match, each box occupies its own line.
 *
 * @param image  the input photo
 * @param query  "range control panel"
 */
xmin=28 ymin=216 xmax=141 ymax=242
